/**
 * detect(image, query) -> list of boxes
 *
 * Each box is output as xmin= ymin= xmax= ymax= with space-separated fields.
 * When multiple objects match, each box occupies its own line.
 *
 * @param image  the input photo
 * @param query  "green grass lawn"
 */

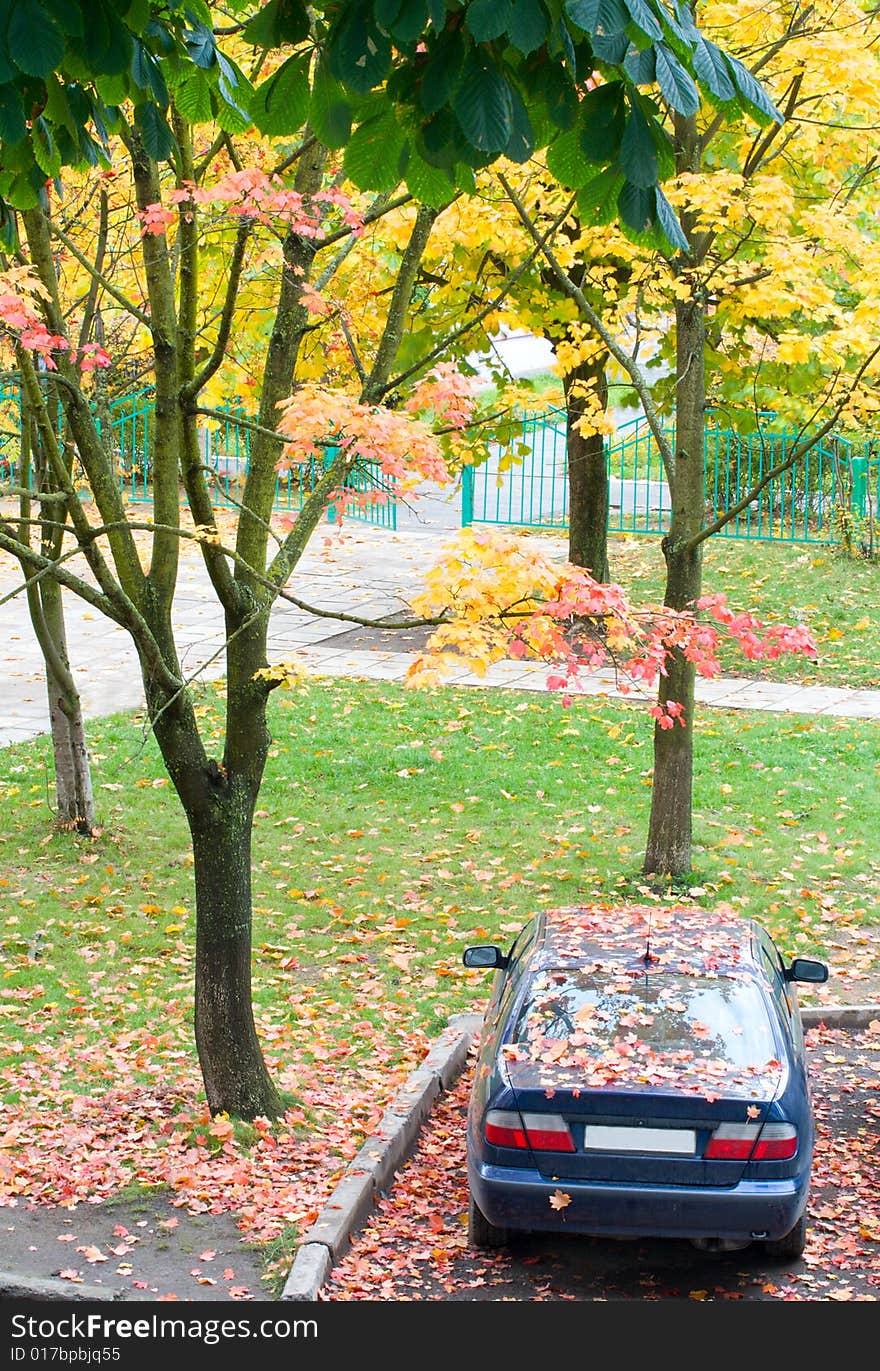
xmin=2 ymin=676 xmax=878 ymax=1093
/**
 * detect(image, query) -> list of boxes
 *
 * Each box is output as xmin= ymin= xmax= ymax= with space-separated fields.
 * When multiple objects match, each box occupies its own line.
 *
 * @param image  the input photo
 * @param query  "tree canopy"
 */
xmin=0 ymin=0 xmax=780 ymax=251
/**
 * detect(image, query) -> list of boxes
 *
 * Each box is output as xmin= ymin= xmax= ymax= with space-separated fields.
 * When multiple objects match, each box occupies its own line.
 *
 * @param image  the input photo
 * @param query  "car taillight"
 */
xmin=484 ymin=1110 xmax=528 ymax=1149
xmin=485 ymin=1109 xmax=575 ymax=1152
xmin=705 ymin=1122 xmax=798 ymax=1160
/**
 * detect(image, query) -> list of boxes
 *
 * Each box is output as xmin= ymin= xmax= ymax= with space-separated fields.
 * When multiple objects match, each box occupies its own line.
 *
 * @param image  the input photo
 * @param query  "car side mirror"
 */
xmin=784 ymin=957 xmax=829 ymax=984
xmin=463 ymin=945 xmax=509 ymax=970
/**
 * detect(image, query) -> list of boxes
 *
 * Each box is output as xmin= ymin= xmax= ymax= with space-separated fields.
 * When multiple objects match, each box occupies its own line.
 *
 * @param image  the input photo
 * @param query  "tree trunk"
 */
xmin=17 ymin=392 xmax=95 ymax=833
xmin=40 ymin=580 xmax=95 ymax=832
xmin=642 ymin=100 xmax=709 ymax=880
xmin=642 ymin=537 xmax=701 ymax=877
xmin=189 ymin=785 xmax=281 ymax=1119
xmin=563 ymin=358 xmax=609 ymax=580
xmin=145 ymin=646 xmax=282 ymax=1120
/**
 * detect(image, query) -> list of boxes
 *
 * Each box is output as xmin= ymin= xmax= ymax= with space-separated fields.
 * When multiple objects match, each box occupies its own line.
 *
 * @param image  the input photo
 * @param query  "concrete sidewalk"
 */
xmin=3 ymin=520 xmax=880 ymax=748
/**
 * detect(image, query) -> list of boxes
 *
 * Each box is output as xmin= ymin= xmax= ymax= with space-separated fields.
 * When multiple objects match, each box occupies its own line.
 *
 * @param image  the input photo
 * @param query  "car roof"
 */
xmin=528 ymin=904 xmax=760 ymax=980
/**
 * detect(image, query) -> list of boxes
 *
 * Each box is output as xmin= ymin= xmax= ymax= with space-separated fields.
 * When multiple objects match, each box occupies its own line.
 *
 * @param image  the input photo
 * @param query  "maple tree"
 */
xmin=0 ymin=127 xmax=460 ymax=1118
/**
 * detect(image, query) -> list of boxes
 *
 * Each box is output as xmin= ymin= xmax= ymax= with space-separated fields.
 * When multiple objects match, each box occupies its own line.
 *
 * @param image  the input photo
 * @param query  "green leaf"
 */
xmin=388 ymin=0 xmax=430 ymax=43
xmin=376 ymin=0 xmax=403 ymax=27
xmin=577 ymin=165 xmax=626 ymax=225
xmin=508 ymin=0 xmax=548 ymax=55
xmin=578 ymin=82 xmax=626 ymax=163
xmin=621 ymin=0 xmax=662 ymax=41
xmin=216 ymin=53 xmax=252 ymax=123
xmin=242 ymin=0 xmax=311 ymax=47
xmin=504 ymin=85 xmax=534 ymax=163
xmin=95 ymin=72 xmax=129 ymax=106
xmin=566 ymin=0 xmax=629 ymax=35
xmin=343 ymin=111 xmax=406 ymax=192
xmin=418 ymin=108 xmax=462 ymax=168
xmin=122 ymin=0 xmax=151 ymax=32
xmin=466 ymin=0 xmax=511 ymax=43
xmin=310 ymin=60 xmax=352 ymax=147
xmin=546 ymin=127 xmax=592 ymax=189
xmin=43 ymin=75 xmax=78 ymax=137
xmin=726 ymin=53 xmax=782 ymax=125
xmin=624 ymin=45 xmax=655 ymax=84
xmin=403 ymin=149 xmax=457 ymax=208
xmin=41 ymin=0 xmax=82 ymax=35
xmin=183 ymin=22 xmax=216 ymax=69
xmin=541 ymin=66 xmax=579 ymax=130
xmin=419 ymin=32 xmax=464 ymax=115
xmin=454 ymin=52 xmax=513 ymax=153
xmin=619 ymin=105 xmax=657 ymax=186
xmin=252 ymin=53 xmax=310 ymax=135
xmin=214 ymin=88 xmax=253 ymax=135
xmin=0 ymin=87 xmax=27 ymax=144
xmin=654 ymin=43 xmax=699 ymax=116
xmin=455 ymin=54 xmax=509 ymax=152
xmin=134 ymin=102 xmax=176 ymax=161
xmin=328 ymin=2 xmax=392 ymax=94
xmin=172 ymin=68 xmax=212 ymax=125
xmin=692 ymin=37 xmax=735 ymax=103
xmin=7 ymin=1 xmax=64 ymax=78
xmin=131 ymin=42 xmax=169 ymax=107
xmin=4 ymin=170 xmax=42 ymax=210
xmin=73 ymin=4 xmax=132 ymax=77
xmin=655 ymin=185 xmax=689 ymax=253
xmin=32 ymin=116 xmax=61 ymax=177
xmin=593 ymin=32 xmax=631 ymax=64
xmin=618 ymin=179 xmax=654 ymax=233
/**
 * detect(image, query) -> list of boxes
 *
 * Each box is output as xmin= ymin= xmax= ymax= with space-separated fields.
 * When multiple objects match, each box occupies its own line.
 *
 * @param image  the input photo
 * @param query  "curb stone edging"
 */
xmin=277 ymin=1004 xmax=879 ymax=1302
xmin=0 ymin=1271 xmax=124 ymax=1301
xmin=280 ymin=1014 xmax=482 ymax=1302
xmin=801 ymin=1004 xmax=880 ymax=1029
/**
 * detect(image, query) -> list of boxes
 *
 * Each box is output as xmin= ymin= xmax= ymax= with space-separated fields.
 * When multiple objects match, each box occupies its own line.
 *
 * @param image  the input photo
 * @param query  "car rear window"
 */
xmin=507 ymin=966 xmax=782 ymax=1097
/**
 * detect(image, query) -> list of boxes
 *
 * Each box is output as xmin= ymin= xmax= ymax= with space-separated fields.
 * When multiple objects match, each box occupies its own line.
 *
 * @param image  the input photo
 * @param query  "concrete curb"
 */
xmin=0 ymin=1270 xmax=123 ymax=1301
xmin=801 ymin=1003 xmax=880 ymax=1029
xmin=279 ymin=1013 xmax=481 ymax=1302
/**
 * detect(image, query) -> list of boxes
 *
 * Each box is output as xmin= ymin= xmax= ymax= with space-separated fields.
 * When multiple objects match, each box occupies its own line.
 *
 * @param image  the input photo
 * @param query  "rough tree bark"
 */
xmin=643 ymin=111 xmax=707 ymax=879
xmin=16 ymin=392 xmax=96 ymax=832
xmin=562 ymin=355 xmax=610 ymax=581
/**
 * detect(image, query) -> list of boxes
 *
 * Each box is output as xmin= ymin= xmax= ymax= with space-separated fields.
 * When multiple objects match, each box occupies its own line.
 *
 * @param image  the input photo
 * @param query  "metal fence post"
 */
xmin=461 ymin=463 xmax=474 ymax=527
xmin=851 ymin=455 xmax=868 ymax=519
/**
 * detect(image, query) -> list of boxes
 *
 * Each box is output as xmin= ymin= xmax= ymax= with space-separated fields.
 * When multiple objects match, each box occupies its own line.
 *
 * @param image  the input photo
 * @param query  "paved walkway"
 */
xmin=2 ymin=519 xmax=880 ymax=748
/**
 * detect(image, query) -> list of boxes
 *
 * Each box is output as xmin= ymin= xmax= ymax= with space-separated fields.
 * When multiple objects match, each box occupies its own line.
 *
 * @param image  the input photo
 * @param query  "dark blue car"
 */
xmin=463 ymin=904 xmax=828 ymax=1259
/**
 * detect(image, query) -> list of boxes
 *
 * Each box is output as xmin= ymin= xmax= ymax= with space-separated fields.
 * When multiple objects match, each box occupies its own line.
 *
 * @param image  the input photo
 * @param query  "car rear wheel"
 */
xmin=762 ymin=1211 xmax=808 ymax=1260
xmin=468 ymin=1193 xmax=510 ymax=1249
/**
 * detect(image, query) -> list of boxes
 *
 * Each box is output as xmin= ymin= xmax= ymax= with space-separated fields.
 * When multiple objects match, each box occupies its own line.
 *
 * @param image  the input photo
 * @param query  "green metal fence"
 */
xmin=461 ymin=410 xmax=880 ymax=546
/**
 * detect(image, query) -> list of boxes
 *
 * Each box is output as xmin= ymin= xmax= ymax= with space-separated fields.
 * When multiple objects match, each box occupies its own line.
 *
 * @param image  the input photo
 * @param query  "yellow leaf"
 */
xmin=549 ymin=1189 xmax=571 ymax=1211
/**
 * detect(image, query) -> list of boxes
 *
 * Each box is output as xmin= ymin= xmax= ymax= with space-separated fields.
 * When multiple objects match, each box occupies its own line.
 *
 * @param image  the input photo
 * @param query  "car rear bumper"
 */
xmin=470 ymin=1159 xmax=809 ymax=1243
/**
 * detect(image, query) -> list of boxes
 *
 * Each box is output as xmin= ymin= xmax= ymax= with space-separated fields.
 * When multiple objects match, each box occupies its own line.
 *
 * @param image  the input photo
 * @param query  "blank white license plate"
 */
xmin=582 ymin=1125 xmax=696 ymax=1154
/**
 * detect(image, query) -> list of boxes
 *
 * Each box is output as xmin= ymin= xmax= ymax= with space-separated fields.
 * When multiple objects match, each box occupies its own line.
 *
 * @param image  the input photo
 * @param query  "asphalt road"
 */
xmin=323 ymin=1022 xmax=880 ymax=1302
